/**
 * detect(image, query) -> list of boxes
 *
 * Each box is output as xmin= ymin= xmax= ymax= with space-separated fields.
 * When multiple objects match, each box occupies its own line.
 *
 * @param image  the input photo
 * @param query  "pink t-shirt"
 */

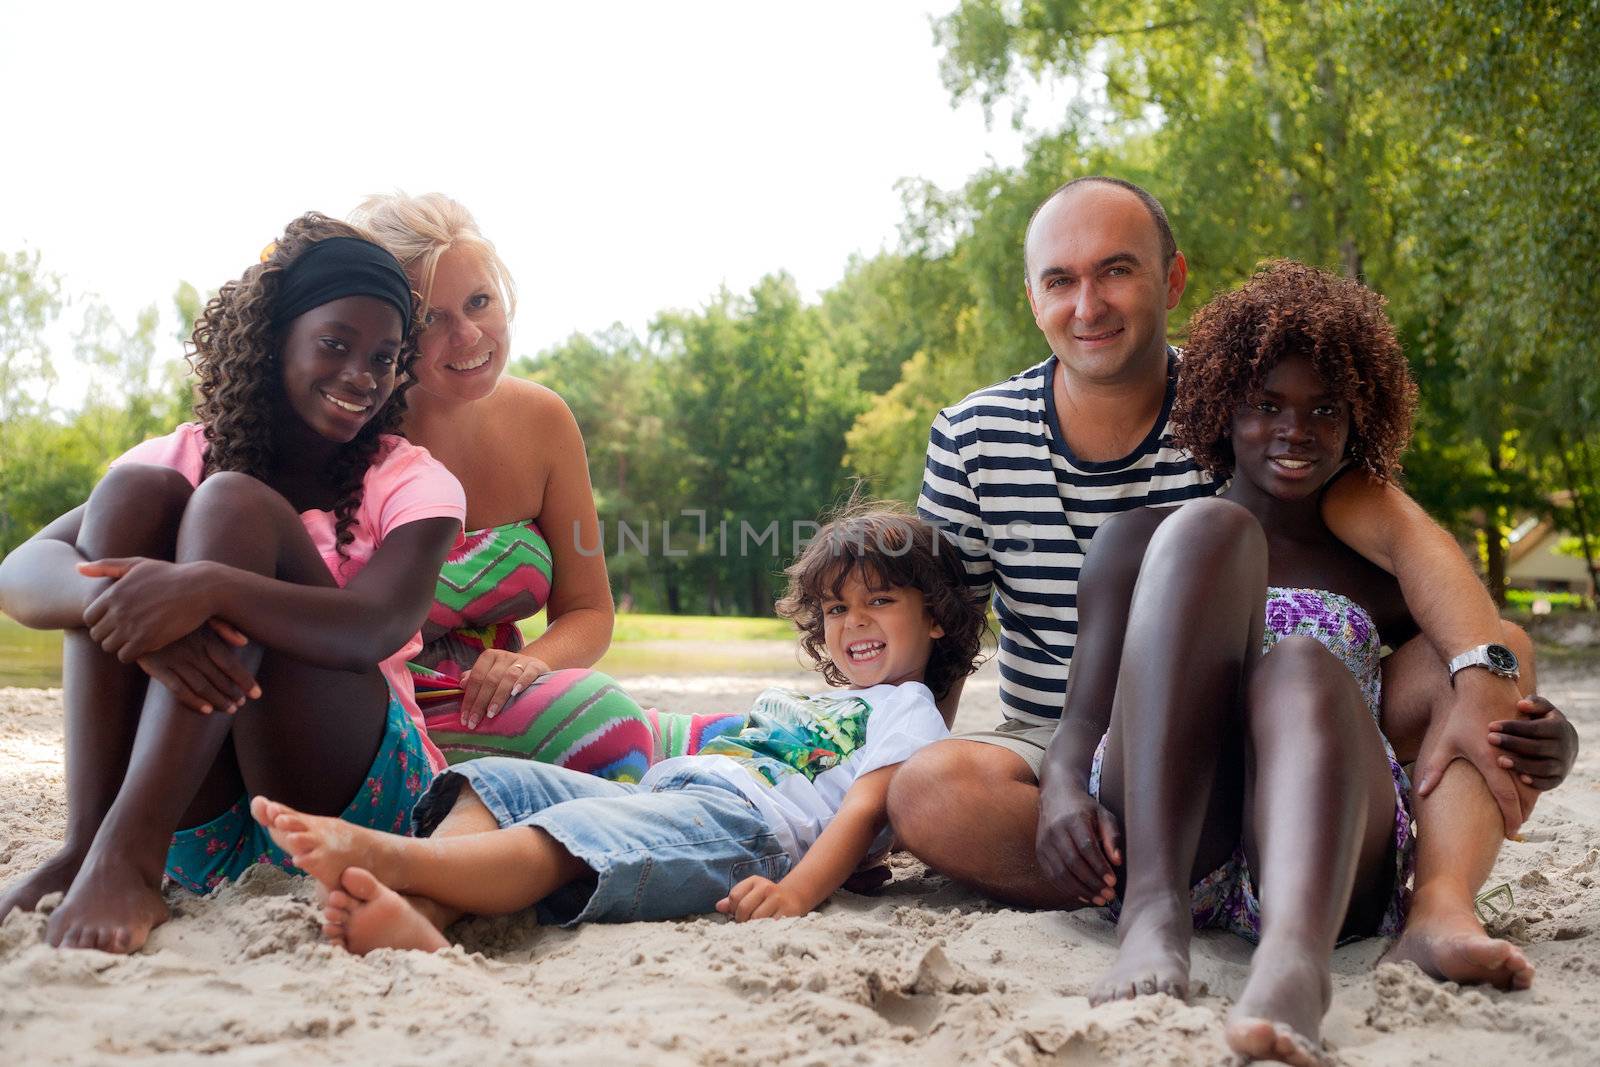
xmin=112 ymin=422 xmax=466 ymax=772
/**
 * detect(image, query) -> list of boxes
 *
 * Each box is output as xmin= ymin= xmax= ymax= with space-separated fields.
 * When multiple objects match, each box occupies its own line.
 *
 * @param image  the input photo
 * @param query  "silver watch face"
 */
xmin=1486 ymin=643 xmax=1519 ymax=674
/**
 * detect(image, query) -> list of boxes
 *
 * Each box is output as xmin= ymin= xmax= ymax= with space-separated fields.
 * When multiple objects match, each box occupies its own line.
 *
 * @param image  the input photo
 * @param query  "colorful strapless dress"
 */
xmin=411 ymin=520 xmax=743 ymax=782
xmin=1090 ymin=586 xmax=1415 ymax=941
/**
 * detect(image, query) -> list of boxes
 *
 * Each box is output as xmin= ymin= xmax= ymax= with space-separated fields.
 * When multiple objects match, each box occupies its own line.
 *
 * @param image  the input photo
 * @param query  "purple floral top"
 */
xmin=1263 ymin=586 xmax=1382 ymax=719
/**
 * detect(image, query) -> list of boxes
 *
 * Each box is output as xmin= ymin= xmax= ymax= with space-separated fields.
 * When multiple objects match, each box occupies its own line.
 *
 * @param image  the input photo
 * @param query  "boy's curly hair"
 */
xmin=1173 ymin=260 xmax=1418 ymax=481
xmin=187 ymin=213 xmax=421 ymax=561
xmin=776 ymin=499 xmax=987 ymax=701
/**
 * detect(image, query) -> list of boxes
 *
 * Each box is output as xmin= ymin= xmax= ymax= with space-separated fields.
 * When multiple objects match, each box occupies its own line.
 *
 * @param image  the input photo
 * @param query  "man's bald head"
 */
xmin=1023 ymin=177 xmax=1177 ymax=287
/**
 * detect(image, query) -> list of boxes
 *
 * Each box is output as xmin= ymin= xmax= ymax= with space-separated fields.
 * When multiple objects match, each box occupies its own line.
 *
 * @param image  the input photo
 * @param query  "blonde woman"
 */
xmin=351 ymin=194 xmax=741 ymax=777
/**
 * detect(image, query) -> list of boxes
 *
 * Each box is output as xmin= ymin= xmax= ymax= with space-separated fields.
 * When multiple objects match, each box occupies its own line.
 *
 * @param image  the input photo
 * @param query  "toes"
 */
xmin=249 ymin=796 xmax=272 ymax=824
xmin=1276 ymin=1026 xmax=1326 ymax=1067
xmin=327 ymin=890 xmax=356 ymax=912
xmin=340 ymin=867 xmax=383 ymax=902
xmin=275 ymin=812 xmax=310 ymax=835
xmin=1225 ymin=1019 xmax=1271 ymax=1060
xmin=1464 ymin=936 xmax=1513 ymax=967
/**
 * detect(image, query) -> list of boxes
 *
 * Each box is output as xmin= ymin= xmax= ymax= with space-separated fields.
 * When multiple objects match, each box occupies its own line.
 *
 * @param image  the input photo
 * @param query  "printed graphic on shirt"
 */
xmin=696 ymin=688 xmax=869 ymax=787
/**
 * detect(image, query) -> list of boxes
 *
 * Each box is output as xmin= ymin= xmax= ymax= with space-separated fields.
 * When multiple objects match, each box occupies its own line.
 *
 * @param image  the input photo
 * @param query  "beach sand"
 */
xmin=2 ymin=657 xmax=1598 ymax=1065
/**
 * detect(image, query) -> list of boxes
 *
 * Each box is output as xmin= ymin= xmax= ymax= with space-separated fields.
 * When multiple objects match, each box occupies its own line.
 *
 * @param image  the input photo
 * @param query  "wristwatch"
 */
xmin=1447 ymin=642 xmax=1520 ymax=682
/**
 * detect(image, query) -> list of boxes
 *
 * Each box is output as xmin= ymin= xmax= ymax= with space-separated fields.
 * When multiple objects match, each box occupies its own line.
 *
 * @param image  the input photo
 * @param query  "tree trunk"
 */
xmin=1485 ymin=447 xmax=1507 ymax=606
xmin=1565 ymin=432 xmax=1600 ymax=599
xmin=748 ymin=566 xmax=768 ymax=618
xmin=1314 ymin=40 xmax=1364 ymax=280
xmin=1484 ymin=518 xmax=1507 ymax=607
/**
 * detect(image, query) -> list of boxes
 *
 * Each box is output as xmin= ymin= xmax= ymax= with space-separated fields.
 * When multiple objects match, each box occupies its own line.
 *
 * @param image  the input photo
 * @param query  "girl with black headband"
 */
xmin=0 ymin=213 xmax=467 ymax=954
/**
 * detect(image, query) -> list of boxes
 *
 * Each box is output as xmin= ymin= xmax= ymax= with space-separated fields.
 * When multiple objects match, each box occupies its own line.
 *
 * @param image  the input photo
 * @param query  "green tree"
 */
xmin=910 ymin=0 xmax=1599 ymax=602
xmin=0 ymin=251 xmax=66 ymax=551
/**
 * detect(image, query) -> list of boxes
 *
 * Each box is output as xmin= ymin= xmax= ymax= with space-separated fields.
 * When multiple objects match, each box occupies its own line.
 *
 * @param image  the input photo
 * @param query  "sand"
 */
xmin=2 ymin=658 xmax=1598 ymax=1066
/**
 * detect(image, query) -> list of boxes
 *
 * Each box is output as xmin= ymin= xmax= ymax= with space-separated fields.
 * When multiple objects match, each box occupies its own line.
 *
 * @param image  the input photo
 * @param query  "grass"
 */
xmin=0 ymin=612 xmax=804 ymax=690
xmin=0 ymin=617 xmax=64 ymax=688
xmin=518 ymin=612 xmax=794 ymax=645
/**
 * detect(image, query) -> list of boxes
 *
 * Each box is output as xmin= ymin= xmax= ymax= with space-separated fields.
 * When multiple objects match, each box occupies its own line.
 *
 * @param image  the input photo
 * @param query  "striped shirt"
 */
xmin=917 ymin=351 xmax=1218 ymax=725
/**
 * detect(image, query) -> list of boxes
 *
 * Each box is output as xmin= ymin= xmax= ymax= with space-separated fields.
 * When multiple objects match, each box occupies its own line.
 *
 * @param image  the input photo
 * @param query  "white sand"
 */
xmin=2 ymin=658 xmax=1598 ymax=1065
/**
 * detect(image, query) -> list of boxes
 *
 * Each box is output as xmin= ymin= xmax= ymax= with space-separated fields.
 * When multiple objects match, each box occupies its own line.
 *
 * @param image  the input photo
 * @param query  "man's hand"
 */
xmin=1035 ymin=781 xmax=1122 ymax=906
xmin=1413 ymin=671 xmax=1527 ymax=835
xmin=715 ymin=876 xmax=811 ymax=921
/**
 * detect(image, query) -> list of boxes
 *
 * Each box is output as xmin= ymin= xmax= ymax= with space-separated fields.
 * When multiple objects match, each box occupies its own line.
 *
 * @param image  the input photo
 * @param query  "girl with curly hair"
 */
xmin=0 ymin=214 xmax=466 ymax=954
xmin=247 ymin=502 xmax=985 ymax=955
xmin=1033 ymin=261 xmax=1553 ymax=1064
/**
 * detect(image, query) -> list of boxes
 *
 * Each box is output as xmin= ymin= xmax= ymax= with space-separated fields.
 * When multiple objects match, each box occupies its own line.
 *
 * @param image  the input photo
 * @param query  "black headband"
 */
xmin=270 ymin=236 xmax=414 ymax=337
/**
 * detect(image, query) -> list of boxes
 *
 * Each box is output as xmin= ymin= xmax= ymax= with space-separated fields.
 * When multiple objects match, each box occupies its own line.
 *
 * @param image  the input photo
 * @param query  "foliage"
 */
xmin=0 ymin=256 xmax=195 ymax=555
xmin=920 ymin=0 xmax=1599 ymax=602
xmin=5 ymin=2 xmax=1594 ymax=610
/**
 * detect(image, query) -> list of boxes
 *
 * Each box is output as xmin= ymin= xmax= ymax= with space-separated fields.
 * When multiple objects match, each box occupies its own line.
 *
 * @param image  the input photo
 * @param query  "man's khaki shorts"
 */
xmin=953 ymin=718 xmax=1057 ymax=779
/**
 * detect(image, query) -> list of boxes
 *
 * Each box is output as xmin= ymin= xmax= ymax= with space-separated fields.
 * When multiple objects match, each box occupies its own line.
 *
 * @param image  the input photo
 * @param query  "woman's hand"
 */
xmin=457 ymin=650 xmax=551 ymax=729
xmin=1036 ymin=782 xmax=1122 ymax=906
xmin=715 ymin=876 xmax=810 ymax=921
xmin=138 ymin=621 xmax=261 ymax=714
xmin=79 ymin=558 xmax=217 ymax=662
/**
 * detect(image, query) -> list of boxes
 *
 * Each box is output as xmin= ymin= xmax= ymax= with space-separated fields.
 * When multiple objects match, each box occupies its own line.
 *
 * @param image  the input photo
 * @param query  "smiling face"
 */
xmin=276 ymin=295 xmax=402 ymax=443
xmin=1024 ymin=182 xmax=1187 ymax=386
xmin=411 ymin=245 xmax=510 ymax=404
xmin=1229 ymin=353 xmax=1351 ymax=500
xmin=820 ymin=570 xmax=945 ymax=690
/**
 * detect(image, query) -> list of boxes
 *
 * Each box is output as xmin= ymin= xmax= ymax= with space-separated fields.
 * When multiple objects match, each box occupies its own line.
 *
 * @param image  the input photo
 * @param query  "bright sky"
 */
xmin=2 ymin=1 xmax=1034 ymax=409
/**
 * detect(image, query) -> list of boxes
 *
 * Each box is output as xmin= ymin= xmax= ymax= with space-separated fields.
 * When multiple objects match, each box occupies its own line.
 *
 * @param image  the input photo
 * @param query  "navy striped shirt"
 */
xmin=917 ymin=352 xmax=1218 ymax=724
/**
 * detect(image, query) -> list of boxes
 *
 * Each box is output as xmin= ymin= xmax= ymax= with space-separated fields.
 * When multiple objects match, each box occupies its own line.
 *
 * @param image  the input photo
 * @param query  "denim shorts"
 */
xmin=412 ymin=758 xmax=791 ymax=925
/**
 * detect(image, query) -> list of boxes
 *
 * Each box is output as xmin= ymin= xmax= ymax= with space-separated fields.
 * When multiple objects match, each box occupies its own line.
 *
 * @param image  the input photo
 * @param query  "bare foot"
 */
xmin=0 ymin=848 xmax=87 ymax=920
xmin=1379 ymin=888 xmax=1534 ymax=990
xmin=249 ymin=795 xmax=401 ymax=892
xmin=323 ymin=867 xmax=448 ymax=954
xmin=45 ymin=852 xmax=169 ymax=954
xmin=1225 ymin=940 xmax=1332 ymax=1065
xmin=1090 ymin=891 xmax=1192 ymax=1004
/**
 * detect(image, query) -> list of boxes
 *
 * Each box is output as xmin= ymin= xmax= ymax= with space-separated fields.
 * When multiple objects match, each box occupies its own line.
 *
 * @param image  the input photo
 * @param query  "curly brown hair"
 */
xmin=1173 ymin=260 xmax=1418 ymax=480
xmin=188 ymin=213 xmax=421 ymax=563
xmin=776 ymin=499 xmax=987 ymax=700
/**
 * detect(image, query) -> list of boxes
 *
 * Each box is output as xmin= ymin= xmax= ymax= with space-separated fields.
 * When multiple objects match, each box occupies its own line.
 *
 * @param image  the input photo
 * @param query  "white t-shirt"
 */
xmin=639 ymin=681 xmax=949 ymax=861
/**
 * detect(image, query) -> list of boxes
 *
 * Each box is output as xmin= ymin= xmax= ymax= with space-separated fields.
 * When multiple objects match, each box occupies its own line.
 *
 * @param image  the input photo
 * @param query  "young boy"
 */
xmin=252 ymin=503 xmax=987 ymax=952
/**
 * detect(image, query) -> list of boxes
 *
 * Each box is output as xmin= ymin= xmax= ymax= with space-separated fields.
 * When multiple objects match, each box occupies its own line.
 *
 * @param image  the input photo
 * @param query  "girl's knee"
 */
xmin=1149 ymin=497 xmax=1266 ymax=567
xmin=1080 ymin=508 xmax=1167 ymax=596
xmin=188 ymin=470 xmax=287 ymax=513
xmin=1252 ymin=637 xmax=1367 ymax=728
xmin=90 ymin=463 xmax=192 ymax=517
xmin=83 ymin=464 xmax=193 ymax=554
